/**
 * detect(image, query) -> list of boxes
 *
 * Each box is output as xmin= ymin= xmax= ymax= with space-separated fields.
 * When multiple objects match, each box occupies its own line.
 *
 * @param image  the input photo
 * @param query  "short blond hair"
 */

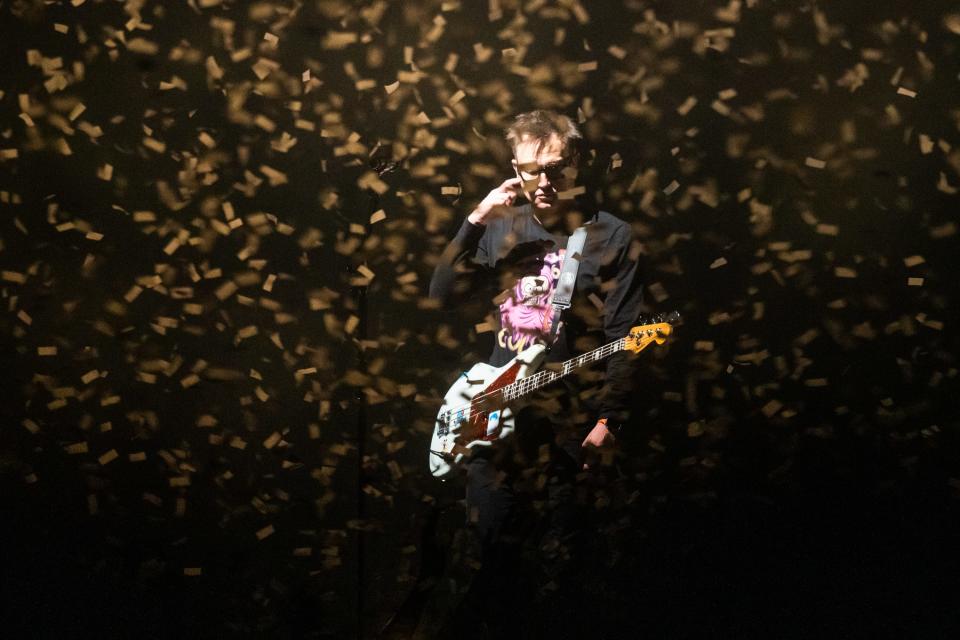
xmin=505 ymin=110 xmax=581 ymax=161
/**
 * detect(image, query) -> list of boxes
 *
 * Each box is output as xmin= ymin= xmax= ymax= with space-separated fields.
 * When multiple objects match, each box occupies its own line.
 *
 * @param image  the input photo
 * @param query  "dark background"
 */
xmin=2 ymin=0 xmax=959 ymax=637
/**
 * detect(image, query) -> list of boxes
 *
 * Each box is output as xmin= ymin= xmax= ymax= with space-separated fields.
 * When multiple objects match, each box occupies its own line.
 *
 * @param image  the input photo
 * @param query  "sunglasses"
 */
xmin=516 ymin=160 xmax=573 ymax=182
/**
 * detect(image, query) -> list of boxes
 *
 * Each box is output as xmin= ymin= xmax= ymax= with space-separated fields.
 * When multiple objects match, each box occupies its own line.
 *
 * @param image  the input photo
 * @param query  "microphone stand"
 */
xmin=355 ymin=159 xmax=396 ymax=640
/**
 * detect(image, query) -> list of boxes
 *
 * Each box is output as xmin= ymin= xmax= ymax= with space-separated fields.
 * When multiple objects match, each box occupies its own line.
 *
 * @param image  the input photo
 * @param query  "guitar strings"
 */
xmin=438 ymin=321 xmax=672 ymax=442
xmin=441 ymin=336 xmax=629 ymax=424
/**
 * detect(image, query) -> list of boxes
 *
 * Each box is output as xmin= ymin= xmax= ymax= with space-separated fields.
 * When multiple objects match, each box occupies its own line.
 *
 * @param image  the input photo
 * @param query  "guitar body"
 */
xmin=429 ymin=344 xmax=548 ymax=479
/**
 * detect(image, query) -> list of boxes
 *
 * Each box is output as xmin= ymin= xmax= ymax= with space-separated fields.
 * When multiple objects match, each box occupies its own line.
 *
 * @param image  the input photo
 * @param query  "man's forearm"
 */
xmin=597 ymin=223 xmax=644 ymax=427
xmin=428 ymin=217 xmax=488 ymax=303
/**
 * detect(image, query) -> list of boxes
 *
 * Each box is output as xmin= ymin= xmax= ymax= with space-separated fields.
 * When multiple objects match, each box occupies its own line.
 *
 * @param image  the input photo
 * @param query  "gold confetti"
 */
xmin=162 ymin=238 xmax=181 ymax=255
xmin=142 ymin=137 xmax=166 ymax=153
xmin=761 ymin=400 xmax=783 ymax=418
xmin=356 ymin=264 xmax=375 ymax=280
xmin=558 ymin=185 xmax=586 ymax=199
xmin=677 ymin=96 xmax=697 ymax=116
xmin=65 ymin=442 xmax=89 ymax=454
xmin=214 ymin=281 xmax=238 ymax=300
xmin=345 ymin=315 xmax=360 ymax=334
xmin=123 ymin=285 xmax=143 ymax=302
xmin=607 ymin=45 xmax=627 ymax=59
xmin=263 ymin=432 xmax=282 ymax=449
xmin=324 ymin=32 xmax=358 ymax=49
xmin=251 ymin=58 xmax=280 ymax=80
xmin=711 ymin=100 xmax=731 ymax=116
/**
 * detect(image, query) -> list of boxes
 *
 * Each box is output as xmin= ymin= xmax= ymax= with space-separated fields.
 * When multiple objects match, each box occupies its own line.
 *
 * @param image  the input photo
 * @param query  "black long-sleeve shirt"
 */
xmin=429 ymin=203 xmax=644 ymax=428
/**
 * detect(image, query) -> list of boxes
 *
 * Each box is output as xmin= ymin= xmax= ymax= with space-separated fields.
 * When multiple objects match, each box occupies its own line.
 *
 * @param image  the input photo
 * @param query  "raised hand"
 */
xmin=467 ymin=176 xmax=523 ymax=225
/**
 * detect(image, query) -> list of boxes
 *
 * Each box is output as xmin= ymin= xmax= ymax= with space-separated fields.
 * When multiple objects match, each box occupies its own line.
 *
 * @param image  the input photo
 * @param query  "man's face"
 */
xmin=512 ymin=133 xmax=578 ymax=212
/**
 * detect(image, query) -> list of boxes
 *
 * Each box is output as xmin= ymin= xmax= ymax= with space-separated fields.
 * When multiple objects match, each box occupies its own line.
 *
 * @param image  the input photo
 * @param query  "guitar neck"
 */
xmin=503 ymin=337 xmax=627 ymax=401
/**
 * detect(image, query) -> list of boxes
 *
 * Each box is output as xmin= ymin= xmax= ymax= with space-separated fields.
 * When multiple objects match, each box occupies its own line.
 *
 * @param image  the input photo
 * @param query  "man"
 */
xmin=422 ymin=110 xmax=644 ymax=636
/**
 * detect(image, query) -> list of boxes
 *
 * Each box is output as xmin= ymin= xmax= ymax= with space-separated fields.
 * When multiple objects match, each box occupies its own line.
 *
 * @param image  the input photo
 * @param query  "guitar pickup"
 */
xmin=466 ymin=377 xmax=485 ymax=385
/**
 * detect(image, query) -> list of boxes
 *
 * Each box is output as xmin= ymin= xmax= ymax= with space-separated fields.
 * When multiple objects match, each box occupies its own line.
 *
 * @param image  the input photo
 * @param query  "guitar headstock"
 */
xmin=624 ymin=311 xmax=680 ymax=354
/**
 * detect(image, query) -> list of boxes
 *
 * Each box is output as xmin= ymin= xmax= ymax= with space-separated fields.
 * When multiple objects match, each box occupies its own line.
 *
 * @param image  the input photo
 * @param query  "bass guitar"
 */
xmin=429 ymin=312 xmax=679 ymax=478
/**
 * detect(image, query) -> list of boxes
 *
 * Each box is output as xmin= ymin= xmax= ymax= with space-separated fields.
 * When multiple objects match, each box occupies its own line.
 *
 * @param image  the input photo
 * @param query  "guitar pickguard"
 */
xmin=428 ymin=345 xmax=548 ymax=479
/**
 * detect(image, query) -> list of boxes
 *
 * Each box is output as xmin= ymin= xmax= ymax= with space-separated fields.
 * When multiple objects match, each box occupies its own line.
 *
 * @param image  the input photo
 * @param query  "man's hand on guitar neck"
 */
xmin=580 ymin=418 xmax=616 ymax=471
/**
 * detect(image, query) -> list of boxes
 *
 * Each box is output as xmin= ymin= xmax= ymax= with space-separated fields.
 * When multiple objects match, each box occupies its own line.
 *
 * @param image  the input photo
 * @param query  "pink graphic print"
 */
xmin=497 ymin=250 xmax=564 ymax=353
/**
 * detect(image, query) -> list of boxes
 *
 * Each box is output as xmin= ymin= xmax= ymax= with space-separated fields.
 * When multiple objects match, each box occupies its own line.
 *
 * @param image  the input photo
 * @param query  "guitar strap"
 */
xmin=547 ymin=224 xmax=589 ymax=346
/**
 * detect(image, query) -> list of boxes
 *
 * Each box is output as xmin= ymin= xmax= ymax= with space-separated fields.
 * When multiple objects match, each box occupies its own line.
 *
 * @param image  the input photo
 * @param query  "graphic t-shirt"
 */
xmin=429 ymin=203 xmax=644 ymax=427
xmin=496 ymin=246 xmax=564 ymax=355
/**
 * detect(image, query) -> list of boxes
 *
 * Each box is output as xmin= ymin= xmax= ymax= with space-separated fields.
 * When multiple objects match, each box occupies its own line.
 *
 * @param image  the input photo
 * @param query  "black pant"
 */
xmin=435 ymin=405 xmax=591 ymax=639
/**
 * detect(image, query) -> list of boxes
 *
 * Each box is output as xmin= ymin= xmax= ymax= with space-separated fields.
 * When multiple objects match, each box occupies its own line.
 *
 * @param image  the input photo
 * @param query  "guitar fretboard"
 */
xmin=501 ymin=337 xmax=627 ymax=402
